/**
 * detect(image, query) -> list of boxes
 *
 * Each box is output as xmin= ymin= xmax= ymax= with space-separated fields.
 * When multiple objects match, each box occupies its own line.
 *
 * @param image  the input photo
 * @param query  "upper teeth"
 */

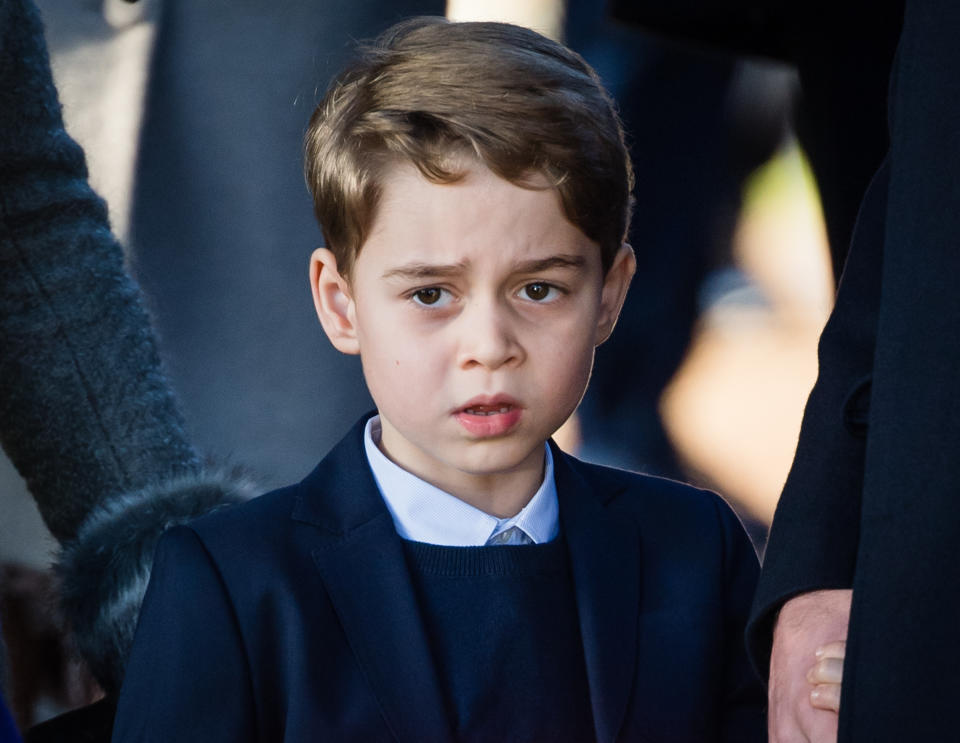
xmin=466 ymin=406 xmax=511 ymax=415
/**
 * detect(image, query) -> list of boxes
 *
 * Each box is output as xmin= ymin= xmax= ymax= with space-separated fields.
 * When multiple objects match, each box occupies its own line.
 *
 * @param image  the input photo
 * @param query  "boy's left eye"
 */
xmin=519 ymin=282 xmax=559 ymax=302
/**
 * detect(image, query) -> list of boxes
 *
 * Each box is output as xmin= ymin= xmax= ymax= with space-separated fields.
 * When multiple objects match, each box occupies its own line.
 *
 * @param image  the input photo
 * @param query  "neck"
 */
xmin=377 ymin=438 xmax=546 ymax=519
xmin=435 ymin=461 xmax=545 ymax=519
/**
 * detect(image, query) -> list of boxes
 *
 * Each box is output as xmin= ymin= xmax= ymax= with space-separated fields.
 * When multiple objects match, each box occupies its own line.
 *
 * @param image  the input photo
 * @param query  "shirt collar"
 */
xmin=363 ymin=415 xmax=559 ymax=546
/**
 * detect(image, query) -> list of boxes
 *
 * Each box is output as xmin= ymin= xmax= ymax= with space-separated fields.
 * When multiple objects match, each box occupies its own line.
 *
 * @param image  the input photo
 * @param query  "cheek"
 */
xmin=358 ymin=323 xmax=447 ymax=410
xmin=559 ymin=345 xmax=596 ymax=403
xmin=532 ymin=320 xmax=597 ymax=402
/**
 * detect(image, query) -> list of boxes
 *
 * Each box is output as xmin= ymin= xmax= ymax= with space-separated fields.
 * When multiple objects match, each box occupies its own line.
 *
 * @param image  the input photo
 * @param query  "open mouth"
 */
xmin=461 ymin=405 xmax=514 ymax=416
xmin=454 ymin=397 xmax=523 ymax=437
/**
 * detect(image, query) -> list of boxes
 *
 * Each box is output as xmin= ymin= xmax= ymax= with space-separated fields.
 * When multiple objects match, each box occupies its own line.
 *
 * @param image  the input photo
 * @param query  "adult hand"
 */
xmin=768 ymin=589 xmax=852 ymax=743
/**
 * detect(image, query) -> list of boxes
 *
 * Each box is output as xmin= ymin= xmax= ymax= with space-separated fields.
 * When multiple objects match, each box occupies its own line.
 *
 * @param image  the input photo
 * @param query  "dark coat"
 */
xmin=612 ymin=1 xmax=960 ymax=739
xmin=112 ymin=417 xmax=764 ymax=743
xmin=749 ymin=2 xmax=960 ymax=740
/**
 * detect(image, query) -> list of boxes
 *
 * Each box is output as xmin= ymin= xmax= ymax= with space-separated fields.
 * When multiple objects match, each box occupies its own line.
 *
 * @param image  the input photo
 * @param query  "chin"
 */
xmin=455 ymin=443 xmax=538 ymax=474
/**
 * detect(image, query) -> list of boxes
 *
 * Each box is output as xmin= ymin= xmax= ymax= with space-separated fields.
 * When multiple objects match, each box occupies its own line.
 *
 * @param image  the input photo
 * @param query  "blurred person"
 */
xmin=566 ymin=0 xmax=787 ymax=489
xmin=113 ymin=18 xmax=764 ymax=741
xmin=0 ymin=565 xmax=99 ymax=732
xmin=610 ymin=0 xmax=901 ymax=296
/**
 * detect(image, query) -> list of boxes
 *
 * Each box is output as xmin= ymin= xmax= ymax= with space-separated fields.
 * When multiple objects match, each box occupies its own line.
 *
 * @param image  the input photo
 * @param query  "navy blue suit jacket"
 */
xmin=112 ymin=417 xmax=763 ymax=742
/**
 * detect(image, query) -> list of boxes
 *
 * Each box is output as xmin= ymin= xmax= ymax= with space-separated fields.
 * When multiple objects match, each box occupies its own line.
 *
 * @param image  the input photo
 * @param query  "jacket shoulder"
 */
xmin=567 ymin=455 xmax=741 ymax=524
xmin=562 ymin=454 xmax=757 ymax=569
xmin=181 ymin=481 xmax=306 ymax=557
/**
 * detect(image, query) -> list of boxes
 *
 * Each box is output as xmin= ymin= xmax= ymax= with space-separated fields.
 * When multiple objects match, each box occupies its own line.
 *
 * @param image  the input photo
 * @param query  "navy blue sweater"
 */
xmin=403 ymin=538 xmax=595 ymax=742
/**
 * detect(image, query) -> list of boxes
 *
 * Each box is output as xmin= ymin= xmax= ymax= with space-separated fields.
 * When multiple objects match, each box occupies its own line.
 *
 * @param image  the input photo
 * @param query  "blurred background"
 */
xmin=1 ymin=0 xmax=835 ymax=730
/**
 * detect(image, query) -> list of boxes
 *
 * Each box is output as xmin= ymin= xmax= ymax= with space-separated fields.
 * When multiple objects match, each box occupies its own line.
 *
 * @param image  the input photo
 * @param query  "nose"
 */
xmin=456 ymin=298 xmax=524 ymax=371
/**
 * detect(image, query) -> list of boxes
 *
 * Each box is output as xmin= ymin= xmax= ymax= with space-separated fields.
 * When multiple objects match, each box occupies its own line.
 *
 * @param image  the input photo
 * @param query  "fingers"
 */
xmin=807 ymin=656 xmax=843 ymax=684
xmin=806 ymin=641 xmax=845 ymax=713
xmin=808 ymin=640 xmax=845 ymax=683
xmin=810 ymin=683 xmax=842 ymax=712
xmin=816 ymin=641 xmax=846 ymax=660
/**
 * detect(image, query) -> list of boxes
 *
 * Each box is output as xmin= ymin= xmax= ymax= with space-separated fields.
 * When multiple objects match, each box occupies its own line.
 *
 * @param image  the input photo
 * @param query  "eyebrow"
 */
xmin=381 ymin=254 xmax=587 ymax=281
xmin=381 ymin=261 xmax=468 ymax=281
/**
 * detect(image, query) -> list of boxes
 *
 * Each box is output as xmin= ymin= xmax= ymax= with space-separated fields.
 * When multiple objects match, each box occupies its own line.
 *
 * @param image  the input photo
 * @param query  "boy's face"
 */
xmin=311 ymin=161 xmax=634 ymax=508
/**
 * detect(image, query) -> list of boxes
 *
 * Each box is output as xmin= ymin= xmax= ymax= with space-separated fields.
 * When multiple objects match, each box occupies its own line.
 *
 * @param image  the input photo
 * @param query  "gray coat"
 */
xmin=0 ymin=0 xmax=254 ymax=694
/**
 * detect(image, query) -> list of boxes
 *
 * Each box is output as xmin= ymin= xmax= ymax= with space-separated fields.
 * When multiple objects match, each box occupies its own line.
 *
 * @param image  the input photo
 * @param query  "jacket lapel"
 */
xmin=292 ymin=417 xmax=453 ymax=743
xmin=553 ymin=444 xmax=641 ymax=743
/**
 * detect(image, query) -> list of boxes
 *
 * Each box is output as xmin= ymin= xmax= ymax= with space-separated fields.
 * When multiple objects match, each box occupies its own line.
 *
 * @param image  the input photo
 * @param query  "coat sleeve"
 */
xmin=0 ymin=0 xmax=201 ymax=544
xmin=0 ymin=0 xmax=259 ymax=695
xmin=112 ymin=526 xmax=257 ymax=743
xmin=744 ymin=160 xmax=889 ymax=677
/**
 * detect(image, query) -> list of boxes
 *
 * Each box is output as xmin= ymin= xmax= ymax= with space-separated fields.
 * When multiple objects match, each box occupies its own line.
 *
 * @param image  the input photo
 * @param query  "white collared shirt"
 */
xmin=363 ymin=416 xmax=559 ymax=546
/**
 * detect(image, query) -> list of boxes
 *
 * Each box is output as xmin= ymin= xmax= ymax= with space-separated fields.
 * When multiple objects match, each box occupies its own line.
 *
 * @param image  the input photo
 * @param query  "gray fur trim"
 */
xmin=56 ymin=470 xmax=259 ymax=694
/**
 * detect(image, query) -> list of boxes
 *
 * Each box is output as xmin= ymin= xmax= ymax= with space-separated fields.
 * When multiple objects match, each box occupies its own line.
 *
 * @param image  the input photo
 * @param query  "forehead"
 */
xmin=358 ymin=161 xmax=599 ymax=271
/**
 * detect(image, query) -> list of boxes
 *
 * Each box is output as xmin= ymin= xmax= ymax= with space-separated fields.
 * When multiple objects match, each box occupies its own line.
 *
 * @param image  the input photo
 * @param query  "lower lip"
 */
xmin=455 ymin=407 xmax=523 ymax=437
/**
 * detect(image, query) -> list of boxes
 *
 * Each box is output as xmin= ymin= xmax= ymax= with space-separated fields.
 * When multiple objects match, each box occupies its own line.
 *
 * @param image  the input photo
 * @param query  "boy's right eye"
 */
xmin=411 ymin=287 xmax=451 ymax=307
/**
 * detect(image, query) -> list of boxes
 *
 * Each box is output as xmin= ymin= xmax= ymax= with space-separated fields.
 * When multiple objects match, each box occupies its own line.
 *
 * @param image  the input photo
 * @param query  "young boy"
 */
xmin=113 ymin=17 xmax=764 ymax=742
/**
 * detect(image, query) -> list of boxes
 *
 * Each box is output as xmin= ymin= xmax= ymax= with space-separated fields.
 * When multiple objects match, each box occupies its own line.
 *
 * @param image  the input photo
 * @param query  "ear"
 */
xmin=594 ymin=243 xmax=636 ymax=346
xmin=309 ymin=248 xmax=360 ymax=355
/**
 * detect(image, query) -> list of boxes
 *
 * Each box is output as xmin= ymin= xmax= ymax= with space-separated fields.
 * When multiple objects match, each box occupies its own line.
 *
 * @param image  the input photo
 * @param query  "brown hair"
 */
xmin=304 ymin=16 xmax=633 ymax=278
